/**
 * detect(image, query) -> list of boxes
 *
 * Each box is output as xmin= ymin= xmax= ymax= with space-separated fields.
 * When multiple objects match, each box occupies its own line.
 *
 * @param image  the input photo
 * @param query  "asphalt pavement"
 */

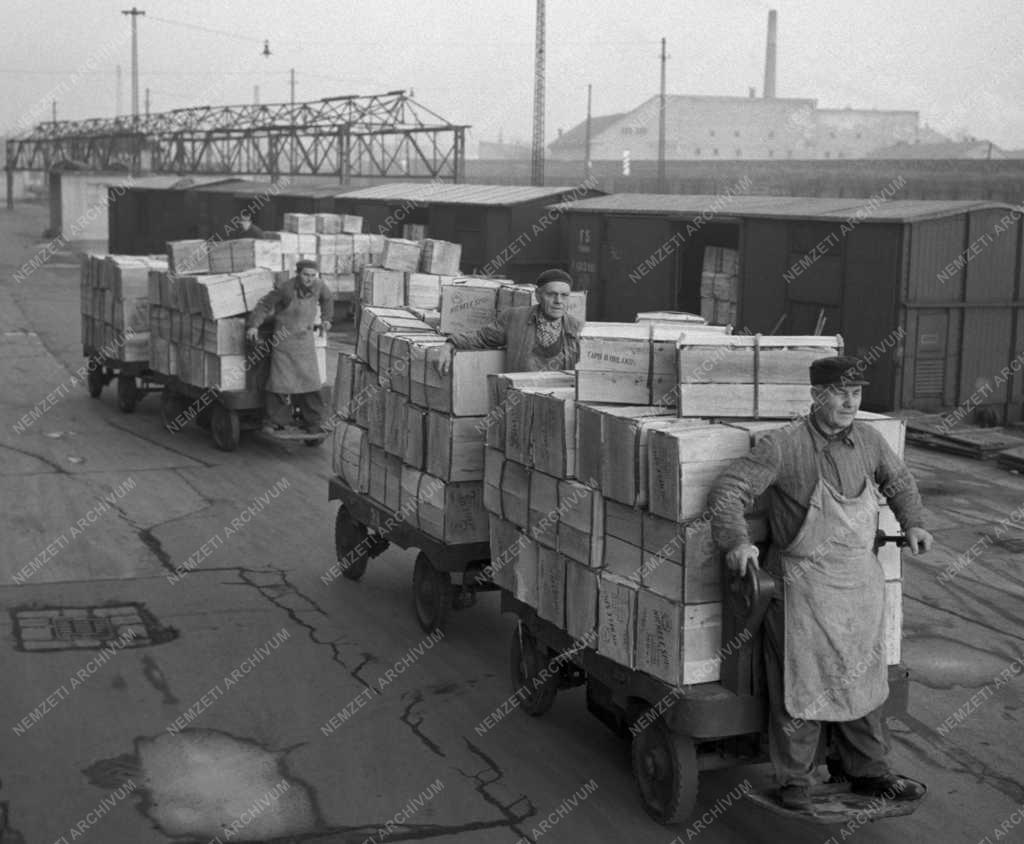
xmin=1 ymin=201 xmax=1022 ymax=844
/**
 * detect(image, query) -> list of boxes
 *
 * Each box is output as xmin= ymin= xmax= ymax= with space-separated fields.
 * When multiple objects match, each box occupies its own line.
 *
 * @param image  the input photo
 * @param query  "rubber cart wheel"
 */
xmin=631 ymin=715 xmax=698 ymax=825
xmin=210 ymin=403 xmax=241 ymax=452
xmin=509 ymin=620 xmax=559 ymax=716
xmin=160 ymin=388 xmax=190 ymax=432
xmin=335 ymin=506 xmax=370 ymax=581
xmin=116 ymin=374 xmax=138 ymax=413
xmin=412 ymin=552 xmax=453 ymax=633
xmin=87 ymin=361 xmax=104 ymax=398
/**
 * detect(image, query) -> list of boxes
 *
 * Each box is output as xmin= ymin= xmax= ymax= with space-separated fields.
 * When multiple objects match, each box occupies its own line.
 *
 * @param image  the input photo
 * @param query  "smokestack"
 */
xmin=764 ymin=9 xmax=777 ymax=99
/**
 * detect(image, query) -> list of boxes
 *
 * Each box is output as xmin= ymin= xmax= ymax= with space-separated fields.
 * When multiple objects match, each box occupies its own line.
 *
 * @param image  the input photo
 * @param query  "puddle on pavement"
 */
xmin=902 ymin=635 xmax=1011 ymax=689
xmin=87 ymin=729 xmax=320 ymax=841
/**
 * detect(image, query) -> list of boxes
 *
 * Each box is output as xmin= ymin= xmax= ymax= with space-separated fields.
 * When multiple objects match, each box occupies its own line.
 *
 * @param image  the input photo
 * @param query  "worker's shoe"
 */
xmin=850 ymin=773 xmax=926 ymax=802
xmin=778 ymin=784 xmax=813 ymax=810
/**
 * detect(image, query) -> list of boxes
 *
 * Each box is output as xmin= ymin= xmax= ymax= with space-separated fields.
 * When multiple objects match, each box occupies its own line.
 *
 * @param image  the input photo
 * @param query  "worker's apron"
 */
xmin=266 ymin=290 xmax=321 ymax=394
xmin=781 ymin=477 xmax=887 ymax=722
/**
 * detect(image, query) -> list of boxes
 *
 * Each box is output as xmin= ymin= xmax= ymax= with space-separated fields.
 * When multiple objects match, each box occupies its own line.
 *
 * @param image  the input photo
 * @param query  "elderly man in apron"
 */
xmin=435 ymin=268 xmax=582 ymax=374
xmin=246 ymin=259 xmax=333 ymax=433
xmin=708 ymin=356 xmax=933 ymax=810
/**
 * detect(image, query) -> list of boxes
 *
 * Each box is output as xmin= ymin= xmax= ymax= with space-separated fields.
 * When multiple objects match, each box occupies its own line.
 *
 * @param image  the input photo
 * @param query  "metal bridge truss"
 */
xmin=5 ymin=91 xmax=467 ymax=181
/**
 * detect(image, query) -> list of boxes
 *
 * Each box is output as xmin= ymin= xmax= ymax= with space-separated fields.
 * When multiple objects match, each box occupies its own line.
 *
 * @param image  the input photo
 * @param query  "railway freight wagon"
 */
xmin=558 ymin=193 xmax=1024 ymax=420
xmin=332 ymin=183 xmax=603 ymax=285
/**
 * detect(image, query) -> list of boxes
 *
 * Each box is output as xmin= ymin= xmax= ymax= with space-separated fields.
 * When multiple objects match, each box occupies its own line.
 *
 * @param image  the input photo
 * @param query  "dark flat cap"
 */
xmin=810 ymin=355 xmax=870 ymax=387
xmin=535 ymin=268 xmax=574 ymax=289
xmin=296 ymin=259 xmax=319 ymax=272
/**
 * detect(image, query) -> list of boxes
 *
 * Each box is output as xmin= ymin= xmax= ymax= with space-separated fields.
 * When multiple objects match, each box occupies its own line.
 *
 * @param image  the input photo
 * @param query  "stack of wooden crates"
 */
xmin=80 ymin=254 xmax=167 ymax=362
xmin=485 ymin=322 xmax=907 ymax=687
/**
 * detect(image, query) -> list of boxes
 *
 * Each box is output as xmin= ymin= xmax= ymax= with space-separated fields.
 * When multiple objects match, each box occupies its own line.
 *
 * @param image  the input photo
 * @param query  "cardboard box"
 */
xmin=439 ymin=279 xmax=503 ymax=334
xmin=426 ymin=412 xmax=487 ymax=481
xmin=598 ymin=574 xmax=638 ymax=667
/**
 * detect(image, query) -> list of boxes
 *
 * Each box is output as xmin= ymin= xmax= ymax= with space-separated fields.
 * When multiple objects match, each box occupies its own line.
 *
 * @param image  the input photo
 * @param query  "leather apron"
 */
xmin=266 ymin=290 xmax=321 ymax=394
xmin=781 ymin=477 xmax=887 ymax=721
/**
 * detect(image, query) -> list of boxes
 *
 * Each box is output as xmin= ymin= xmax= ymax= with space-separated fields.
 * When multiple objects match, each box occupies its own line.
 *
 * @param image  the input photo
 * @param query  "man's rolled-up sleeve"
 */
xmin=708 ymin=436 xmax=782 ymax=552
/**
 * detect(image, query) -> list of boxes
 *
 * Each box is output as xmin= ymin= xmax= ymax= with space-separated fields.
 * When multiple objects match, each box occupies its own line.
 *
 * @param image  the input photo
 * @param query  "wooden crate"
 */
xmin=530 ymin=387 xmax=578 ymax=479
xmin=426 ymin=411 xmax=487 ymax=481
xmin=597 ymin=574 xmax=638 ymax=668
xmin=401 ymin=468 xmax=490 ymax=544
xmin=366 ymin=387 xmax=388 ymax=448
xmin=230 ymin=238 xmax=282 ymax=272
xmin=635 ymin=594 xmax=724 ymax=686
xmin=565 ymin=561 xmax=600 ymax=642
xmin=419 ymin=239 xmax=462 ymax=276
xmin=676 ymin=333 xmax=843 ymax=419
xmin=642 ymin=516 xmax=724 ymax=605
xmin=603 ymin=500 xmax=644 ymax=582
xmin=359 ymin=309 xmax=435 ymax=372
xmin=360 ymin=268 xmax=406 ymax=308
xmin=635 ymin=311 xmax=706 ymax=325
xmin=487 ymin=371 xmax=575 ymax=450
xmin=332 ymin=421 xmax=369 ymax=492
xmin=496 ymin=284 xmax=535 ymax=315
xmin=647 ymin=424 xmax=749 ymax=522
xmin=557 ymin=480 xmax=604 ymax=566
xmin=368 ymin=446 xmax=389 ymax=506
xmin=204 ymin=353 xmax=247 ymax=391
xmin=406 ymin=273 xmax=448 ymax=311
xmin=167 ymin=240 xmax=210 ymax=275
xmin=537 ymin=547 xmax=567 ymax=627
xmin=332 ymin=352 xmax=358 ymax=418
xmin=284 ymin=213 xmax=316 ymax=234
xmin=381 ymin=238 xmax=423 ymax=272
xmin=237 ymin=268 xmax=276 ymax=312
xmin=201 ymin=317 xmax=246 ymax=355
xmin=388 ymin=334 xmax=447 ymax=397
xmin=527 ymin=470 xmax=560 ymax=548
xmin=405 ymin=404 xmax=429 ymax=470
xmin=384 ymin=390 xmax=409 ymax=458
xmin=207 ymin=241 xmax=234 ymax=274
xmin=483 ymin=448 xmax=505 ymax=517
xmin=500 ymin=460 xmax=530 ymax=529
xmin=439 ymin=279 xmax=504 ymax=334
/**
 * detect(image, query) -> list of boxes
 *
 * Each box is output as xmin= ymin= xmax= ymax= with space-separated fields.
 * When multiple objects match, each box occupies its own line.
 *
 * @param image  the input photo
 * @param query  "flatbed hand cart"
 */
xmin=500 ymin=531 xmax=919 ymax=827
xmin=83 ymin=345 xmax=162 ymax=413
xmin=328 ymin=476 xmax=498 ymax=633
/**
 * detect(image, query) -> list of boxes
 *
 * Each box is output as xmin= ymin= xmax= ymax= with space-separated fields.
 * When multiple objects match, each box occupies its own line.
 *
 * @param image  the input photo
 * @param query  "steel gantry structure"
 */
xmin=5 ymin=90 xmax=467 ymax=192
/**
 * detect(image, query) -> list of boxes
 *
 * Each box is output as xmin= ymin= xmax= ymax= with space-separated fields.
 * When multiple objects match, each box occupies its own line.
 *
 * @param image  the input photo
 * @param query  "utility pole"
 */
xmin=116 ymin=65 xmax=123 ymax=117
xmin=584 ymin=84 xmax=592 ymax=181
xmin=658 ymin=37 xmax=667 ymax=193
xmin=52 ymin=100 xmax=57 ymax=124
xmin=122 ymin=7 xmax=145 ymax=174
xmin=145 ymin=88 xmax=150 ymax=116
xmin=290 ymin=68 xmax=296 ymax=174
xmin=531 ymin=0 xmax=546 ymax=186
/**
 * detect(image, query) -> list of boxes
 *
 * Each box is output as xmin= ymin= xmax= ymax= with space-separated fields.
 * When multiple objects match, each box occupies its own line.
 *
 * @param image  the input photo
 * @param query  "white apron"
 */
xmin=781 ymin=477 xmax=887 ymax=721
xmin=266 ymin=290 xmax=321 ymax=394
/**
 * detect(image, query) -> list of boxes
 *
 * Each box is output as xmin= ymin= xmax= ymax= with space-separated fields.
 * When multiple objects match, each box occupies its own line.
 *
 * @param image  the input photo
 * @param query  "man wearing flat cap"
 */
xmin=707 ymin=355 xmax=932 ymax=811
xmin=436 ymin=269 xmax=582 ymax=374
xmin=247 ymin=259 xmax=333 ymax=433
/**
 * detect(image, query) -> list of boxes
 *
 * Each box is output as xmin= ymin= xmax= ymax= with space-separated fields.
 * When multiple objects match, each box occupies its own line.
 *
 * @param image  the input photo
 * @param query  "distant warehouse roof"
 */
xmin=554 ymin=193 xmax=1019 ymax=224
xmin=337 ymin=181 xmax=600 ymax=207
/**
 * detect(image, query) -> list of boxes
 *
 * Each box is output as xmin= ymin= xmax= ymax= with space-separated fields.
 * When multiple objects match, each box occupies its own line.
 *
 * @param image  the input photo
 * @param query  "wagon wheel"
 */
xmin=631 ymin=714 xmax=699 ymax=825
xmin=160 ymin=388 xmax=190 ymax=432
xmin=509 ymin=620 xmax=559 ymax=716
xmin=412 ymin=552 xmax=453 ymax=633
xmin=335 ymin=506 xmax=370 ymax=581
xmin=87 ymin=360 xmax=104 ymax=398
xmin=195 ymin=404 xmax=213 ymax=430
xmin=116 ymin=374 xmax=139 ymax=413
xmin=210 ymin=404 xmax=241 ymax=452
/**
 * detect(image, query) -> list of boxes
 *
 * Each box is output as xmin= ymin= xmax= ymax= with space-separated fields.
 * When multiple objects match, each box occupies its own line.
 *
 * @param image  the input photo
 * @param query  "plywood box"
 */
xmin=406 ymin=337 xmax=452 ymax=407
xmin=565 ymin=562 xmax=600 ymax=642
xmin=366 ymin=386 xmax=388 ymax=448
xmin=230 ymin=238 xmax=282 ymax=272
xmin=527 ymin=470 xmax=560 ymax=548
xmin=402 ymin=468 xmax=490 ymax=544
xmin=167 ymin=240 xmax=210 ymax=275
xmin=439 ymin=279 xmax=504 ymax=334
xmin=598 ymin=574 xmax=638 ymax=668
xmin=487 ymin=371 xmax=575 ymax=450
xmin=537 ymin=547 xmax=567 ymax=626
xmin=483 ymin=448 xmax=505 ymax=516
xmin=604 ymin=501 xmax=644 ymax=581
xmin=426 ymin=412 xmax=487 ymax=481
xmin=603 ymin=535 xmax=644 ymax=583
xmin=207 ymin=241 xmax=234 ymax=274
xmin=358 ymin=308 xmax=434 ymax=372
xmin=114 ymin=298 xmax=149 ymax=333
xmin=384 ymin=390 xmax=408 ymax=458
xmin=332 ymin=421 xmax=369 ymax=493
xmin=500 ymin=460 xmax=530 ymax=529
xmin=355 ymin=363 xmax=382 ymax=430
xmin=424 ymin=349 xmax=506 ymax=416
xmin=385 ymin=453 xmax=403 ymax=512
xmin=405 ymin=404 xmax=429 ymax=470
xmin=511 ymin=534 xmax=540 ymax=607
xmin=381 ymin=238 xmax=423 ymax=273
xmin=419 ymin=239 xmax=462 ymax=276
xmin=388 ymin=334 xmax=447 ymax=397
xmin=368 ymin=445 xmax=389 ymax=507
xmin=201 ymin=317 xmax=246 ymax=355
xmin=557 ymin=480 xmax=604 ymax=566
xmin=530 ymin=387 xmax=578 ymax=479
xmin=406 ymin=273 xmax=448 ymax=311
xmin=360 ymin=268 xmax=406 ymax=307
xmin=635 ymin=594 xmax=725 ymax=686
xmin=647 ymin=424 xmax=749 ymax=522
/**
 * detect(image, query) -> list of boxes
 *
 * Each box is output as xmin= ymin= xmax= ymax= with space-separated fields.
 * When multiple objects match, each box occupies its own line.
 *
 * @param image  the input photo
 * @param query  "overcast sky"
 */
xmin=3 ymin=0 xmax=1023 ymax=150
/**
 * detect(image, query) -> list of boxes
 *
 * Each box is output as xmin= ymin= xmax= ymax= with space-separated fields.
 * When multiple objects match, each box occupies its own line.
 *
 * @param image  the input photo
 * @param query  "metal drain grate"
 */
xmin=11 ymin=603 xmax=177 ymax=652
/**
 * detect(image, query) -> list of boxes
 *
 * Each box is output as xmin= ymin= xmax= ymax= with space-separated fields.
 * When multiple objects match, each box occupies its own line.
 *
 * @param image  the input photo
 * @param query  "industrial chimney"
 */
xmin=764 ymin=9 xmax=777 ymax=99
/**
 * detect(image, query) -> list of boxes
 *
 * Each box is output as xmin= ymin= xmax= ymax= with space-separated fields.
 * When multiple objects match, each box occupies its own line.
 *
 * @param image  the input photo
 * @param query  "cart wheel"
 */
xmin=196 ymin=404 xmax=213 ymax=430
xmin=509 ymin=621 xmax=559 ymax=716
xmin=210 ymin=404 xmax=241 ymax=451
xmin=413 ymin=552 xmax=453 ymax=633
xmin=87 ymin=361 xmax=104 ymax=398
xmin=160 ymin=388 xmax=190 ymax=431
xmin=117 ymin=375 xmax=138 ymax=413
xmin=335 ymin=506 xmax=370 ymax=581
xmin=631 ymin=715 xmax=698 ymax=825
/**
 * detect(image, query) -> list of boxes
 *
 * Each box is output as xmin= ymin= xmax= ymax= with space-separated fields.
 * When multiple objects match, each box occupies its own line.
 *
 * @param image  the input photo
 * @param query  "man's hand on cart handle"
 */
xmin=906 ymin=526 xmax=933 ymax=555
xmin=245 ymin=327 xmax=259 ymax=343
xmin=726 ymin=543 xmax=760 ymax=578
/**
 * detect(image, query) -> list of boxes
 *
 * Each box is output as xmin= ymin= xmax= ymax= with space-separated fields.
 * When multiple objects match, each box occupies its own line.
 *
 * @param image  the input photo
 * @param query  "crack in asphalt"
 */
xmin=456 ymin=739 xmax=535 ymax=839
xmin=0 ymin=442 xmax=67 ymax=474
xmin=400 ymin=691 xmax=447 ymax=758
xmin=103 ymin=417 xmax=218 ymax=468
